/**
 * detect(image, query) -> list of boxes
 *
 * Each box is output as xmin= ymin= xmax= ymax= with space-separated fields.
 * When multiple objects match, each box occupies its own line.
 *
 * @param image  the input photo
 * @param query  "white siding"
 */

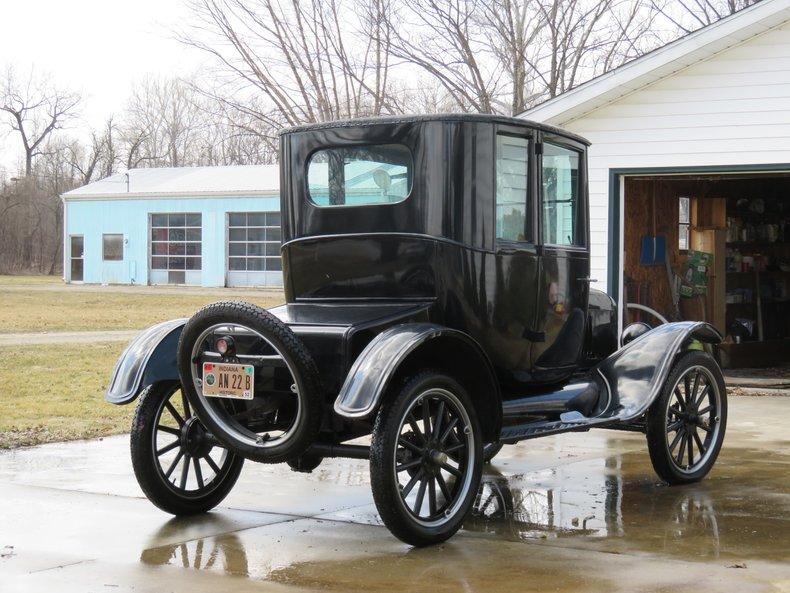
xmin=553 ymin=19 xmax=790 ymax=293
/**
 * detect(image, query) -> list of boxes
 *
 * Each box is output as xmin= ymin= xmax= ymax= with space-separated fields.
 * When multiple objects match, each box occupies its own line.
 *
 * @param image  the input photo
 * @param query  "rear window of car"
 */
xmin=307 ymin=143 xmax=413 ymax=207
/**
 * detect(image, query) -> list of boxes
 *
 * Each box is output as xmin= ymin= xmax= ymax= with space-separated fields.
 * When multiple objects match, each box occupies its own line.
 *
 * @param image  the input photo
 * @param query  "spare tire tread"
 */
xmin=177 ymin=300 xmax=322 ymax=464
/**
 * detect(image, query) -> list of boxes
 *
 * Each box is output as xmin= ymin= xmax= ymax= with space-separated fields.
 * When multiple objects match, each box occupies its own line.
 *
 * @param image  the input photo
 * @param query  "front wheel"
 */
xmin=646 ymin=351 xmax=727 ymax=485
xmin=130 ymin=381 xmax=244 ymax=515
xmin=370 ymin=370 xmax=483 ymax=546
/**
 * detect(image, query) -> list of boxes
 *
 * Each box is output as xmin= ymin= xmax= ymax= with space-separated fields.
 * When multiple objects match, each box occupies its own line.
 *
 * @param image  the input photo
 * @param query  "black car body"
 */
xmin=107 ymin=115 xmax=727 ymax=546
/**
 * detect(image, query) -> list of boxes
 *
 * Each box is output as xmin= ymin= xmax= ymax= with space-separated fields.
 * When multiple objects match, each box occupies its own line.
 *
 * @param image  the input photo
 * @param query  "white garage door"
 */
xmin=226 ymin=212 xmax=283 ymax=287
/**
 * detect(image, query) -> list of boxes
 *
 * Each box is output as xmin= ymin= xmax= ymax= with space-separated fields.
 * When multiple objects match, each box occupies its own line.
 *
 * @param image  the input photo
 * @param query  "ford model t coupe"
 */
xmin=107 ymin=115 xmax=727 ymax=546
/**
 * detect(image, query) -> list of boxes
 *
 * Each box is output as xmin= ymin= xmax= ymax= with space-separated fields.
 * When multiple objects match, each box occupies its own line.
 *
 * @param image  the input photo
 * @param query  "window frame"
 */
xmin=305 ymin=142 xmax=415 ymax=209
xmin=494 ymin=126 xmax=535 ymax=249
xmin=148 ymin=213 xmax=203 ymax=282
xmin=538 ymin=136 xmax=588 ymax=250
xmin=225 ymin=211 xmax=283 ymax=276
xmin=102 ymin=233 xmax=124 ymax=262
xmin=678 ymin=196 xmax=691 ymax=253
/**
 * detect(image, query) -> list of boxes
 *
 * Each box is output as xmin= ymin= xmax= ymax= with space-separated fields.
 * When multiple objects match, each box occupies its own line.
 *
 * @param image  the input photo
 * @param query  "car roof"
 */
xmin=279 ymin=113 xmax=590 ymax=146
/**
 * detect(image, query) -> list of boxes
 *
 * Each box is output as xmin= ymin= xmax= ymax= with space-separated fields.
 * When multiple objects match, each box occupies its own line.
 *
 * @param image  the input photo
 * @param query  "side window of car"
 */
xmin=542 ymin=142 xmax=582 ymax=246
xmin=495 ymin=134 xmax=530 ymax=242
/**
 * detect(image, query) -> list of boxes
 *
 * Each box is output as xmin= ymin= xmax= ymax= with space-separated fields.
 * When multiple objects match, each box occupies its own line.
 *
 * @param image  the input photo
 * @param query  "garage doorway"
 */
xmin=149 ymin=213 xmax=202 ymax=286
xmin=618 ymin=169 xmax=790 ymax=368
xmin=226 ymin=212 xmax=283 ymax=287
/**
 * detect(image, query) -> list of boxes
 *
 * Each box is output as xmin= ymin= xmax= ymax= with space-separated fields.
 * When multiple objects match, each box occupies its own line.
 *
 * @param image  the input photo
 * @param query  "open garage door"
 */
xmin=622 ymin=170 xmax=790 ymax=368
xmin=226 ymin=212 xmax=283 ymax=288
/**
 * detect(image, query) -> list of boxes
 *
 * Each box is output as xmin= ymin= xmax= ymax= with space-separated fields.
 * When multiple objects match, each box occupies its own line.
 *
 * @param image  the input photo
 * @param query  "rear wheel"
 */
xmin=646 ymin=351 xmax=727 ymax=485
xmin=177 ymin=301 xmax=322 ymax=464
xmin=370 ymin=371 xmax=483 ymax=546
xmin=130 ymin=381 xmax=243 ymax=515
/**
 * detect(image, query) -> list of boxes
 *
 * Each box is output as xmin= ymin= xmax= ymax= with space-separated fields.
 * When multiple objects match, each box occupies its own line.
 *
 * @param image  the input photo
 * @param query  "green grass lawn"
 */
xmin=0 ymin=275 xmax=284 ymax=447
xmin=0 ymin=342 xmax=132 ymax=448
xmin=0 ymin=276 xmax=283 ymax=333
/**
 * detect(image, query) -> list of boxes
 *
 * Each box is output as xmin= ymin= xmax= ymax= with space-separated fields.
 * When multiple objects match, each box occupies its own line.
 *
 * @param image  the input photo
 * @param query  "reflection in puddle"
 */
xmin=141 ymin=534 xmax=249 ymax=575
xmin=466 ymin=452 xmax=724 ymax=558
xmin=139 ymin=445 xmax=789 ymax=585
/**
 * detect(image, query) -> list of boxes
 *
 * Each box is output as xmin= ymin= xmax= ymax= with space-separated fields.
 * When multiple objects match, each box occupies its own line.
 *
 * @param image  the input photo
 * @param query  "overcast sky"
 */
xmin=0 ymin=0 xmax=206 ymax=172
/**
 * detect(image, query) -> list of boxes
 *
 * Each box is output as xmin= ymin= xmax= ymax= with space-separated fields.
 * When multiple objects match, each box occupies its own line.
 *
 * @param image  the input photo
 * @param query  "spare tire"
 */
xmin=177 ymin=301 xmax=322 ymax=464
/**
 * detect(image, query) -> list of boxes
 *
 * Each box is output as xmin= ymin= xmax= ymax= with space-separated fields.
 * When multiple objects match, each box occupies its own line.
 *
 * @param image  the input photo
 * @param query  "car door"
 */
xmin=490 ymin=124 xmax=542 ymax=385
xmin=531 ymin=134 xmax=591 ymax=383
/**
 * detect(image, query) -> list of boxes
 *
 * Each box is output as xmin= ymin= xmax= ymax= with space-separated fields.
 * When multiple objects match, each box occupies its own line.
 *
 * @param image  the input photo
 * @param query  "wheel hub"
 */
xmin=428 ymin=448 xmax=448 ymax=466
xmin=181 ymin=417 xmax=212 ymax=458
xmin=418 ymin=441 xmax=449 ymax=476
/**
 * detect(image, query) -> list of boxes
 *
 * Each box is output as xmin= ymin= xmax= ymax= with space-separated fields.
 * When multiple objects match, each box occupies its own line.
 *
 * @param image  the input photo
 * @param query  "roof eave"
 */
xmin=62 ymin=189 xmax=280 ymax=201
xmin=521 ymin=0 xmax=790 ymax=125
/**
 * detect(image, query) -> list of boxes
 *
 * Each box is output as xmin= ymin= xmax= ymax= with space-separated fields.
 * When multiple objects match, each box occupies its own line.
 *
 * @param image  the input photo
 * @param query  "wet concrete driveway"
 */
xmin=1 ymin=396 xmax=788 ymax=592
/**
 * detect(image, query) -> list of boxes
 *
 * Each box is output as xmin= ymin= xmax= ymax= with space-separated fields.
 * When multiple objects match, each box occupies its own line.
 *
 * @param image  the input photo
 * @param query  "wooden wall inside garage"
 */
xmin=623 ymin=179 xmax=682 ymax=321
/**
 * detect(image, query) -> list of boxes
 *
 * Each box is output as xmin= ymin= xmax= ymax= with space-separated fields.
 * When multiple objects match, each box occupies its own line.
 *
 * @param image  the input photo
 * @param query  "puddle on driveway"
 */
xmin=3 ymin=397 xmax=788 ymax=592
xmin=137 ymin=438 xmax=789 ymax=591
xmin=465 ymin=444 xmax=789 ymax=562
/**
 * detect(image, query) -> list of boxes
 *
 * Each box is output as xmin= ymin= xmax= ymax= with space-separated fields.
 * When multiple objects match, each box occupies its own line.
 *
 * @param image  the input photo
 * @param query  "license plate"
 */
xmin=202 ymin=362 xmax=254 ymax=400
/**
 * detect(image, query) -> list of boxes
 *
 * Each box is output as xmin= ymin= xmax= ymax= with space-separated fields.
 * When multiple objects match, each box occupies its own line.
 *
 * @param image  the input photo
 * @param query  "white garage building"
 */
xmin=523 ymin=0 xmax=790 ymax=366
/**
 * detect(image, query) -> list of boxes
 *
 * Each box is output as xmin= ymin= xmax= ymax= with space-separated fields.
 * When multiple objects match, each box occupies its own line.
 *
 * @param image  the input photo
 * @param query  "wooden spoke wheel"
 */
xmin=370 ymin=371 xmax=483 ymax=546
xmin=647 ymin=351 xmax=727 ymax=485
xmin=130 ymin=381 xmax=243 ymax=515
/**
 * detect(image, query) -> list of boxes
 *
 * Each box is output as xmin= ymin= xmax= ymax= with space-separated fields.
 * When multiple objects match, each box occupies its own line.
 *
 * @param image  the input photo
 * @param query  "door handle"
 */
xmin=577 ymin=277 xmax=598 ymax=283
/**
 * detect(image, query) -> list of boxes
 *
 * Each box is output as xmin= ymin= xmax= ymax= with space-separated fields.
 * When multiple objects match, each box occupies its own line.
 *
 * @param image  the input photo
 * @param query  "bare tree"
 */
xmin=182 ymin=0 xmax=399 ymax=128
xmin=480 ymin=0 xmax=545 ymax=114
xmin=386 ymin=0 xmax=500 ymax=113
xmin=520 ymin=0 xmax=659 ymax=101
xmin=384 ymin=0 xmax=660 ymax=114
xmin=651 ymin=0 xmax=759 ymax=34
xmin=122 ymin=77 xmax=206 ymax=168
xmin=0 ymin=67 xmax=81 ymax=176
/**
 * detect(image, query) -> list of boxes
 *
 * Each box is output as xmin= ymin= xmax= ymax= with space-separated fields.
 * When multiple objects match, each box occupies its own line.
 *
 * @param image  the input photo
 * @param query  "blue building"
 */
xmin=62 ymin=165 xmax=282 ymax=287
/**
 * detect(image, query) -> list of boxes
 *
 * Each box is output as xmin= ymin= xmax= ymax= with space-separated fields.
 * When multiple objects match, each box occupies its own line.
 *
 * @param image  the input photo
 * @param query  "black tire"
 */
xmin=646 ymin=350 xmax=727 ymax=485
xmin=287 ymin=452 xmax=324 ymax=473
xmin=177 ymin=301 xmax=322 ymax=464
xmin=370 ymin=370 xmax=483 ymax=546
xmin=483 ymin=442 xmax=503 ymax=463
xmin=130 ymin=381 xmax=244 ymax=515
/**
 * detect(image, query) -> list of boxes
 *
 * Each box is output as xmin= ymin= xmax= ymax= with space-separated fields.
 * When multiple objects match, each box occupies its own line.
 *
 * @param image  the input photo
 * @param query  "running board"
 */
xmin=500 ymin=414 xmax=614 ymax=443
xmin=502 ymin=378 xmax=603 ymax=418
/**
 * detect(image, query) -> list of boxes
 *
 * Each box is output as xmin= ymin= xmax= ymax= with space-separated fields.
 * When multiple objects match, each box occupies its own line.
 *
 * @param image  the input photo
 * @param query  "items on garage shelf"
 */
xmin=726 ymin=196 xmax=788 ymax=244
xmin=679 ymin=250 xmax=712 ymax=298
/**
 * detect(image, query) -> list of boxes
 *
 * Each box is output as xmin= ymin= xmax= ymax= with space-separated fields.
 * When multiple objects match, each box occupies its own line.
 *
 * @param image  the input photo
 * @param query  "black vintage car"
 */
xmin=106 ymin=115 xmax=727 ymax=546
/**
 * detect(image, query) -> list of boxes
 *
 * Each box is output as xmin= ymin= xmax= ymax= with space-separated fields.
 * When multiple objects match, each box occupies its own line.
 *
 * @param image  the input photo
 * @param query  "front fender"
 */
xmin=105 ymin=318 xmax=187 ymax=405
xmin=598 ymin=321 xmax=723 ymax=422
xmin=334 ymin=323 xmax=498 ymax=421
